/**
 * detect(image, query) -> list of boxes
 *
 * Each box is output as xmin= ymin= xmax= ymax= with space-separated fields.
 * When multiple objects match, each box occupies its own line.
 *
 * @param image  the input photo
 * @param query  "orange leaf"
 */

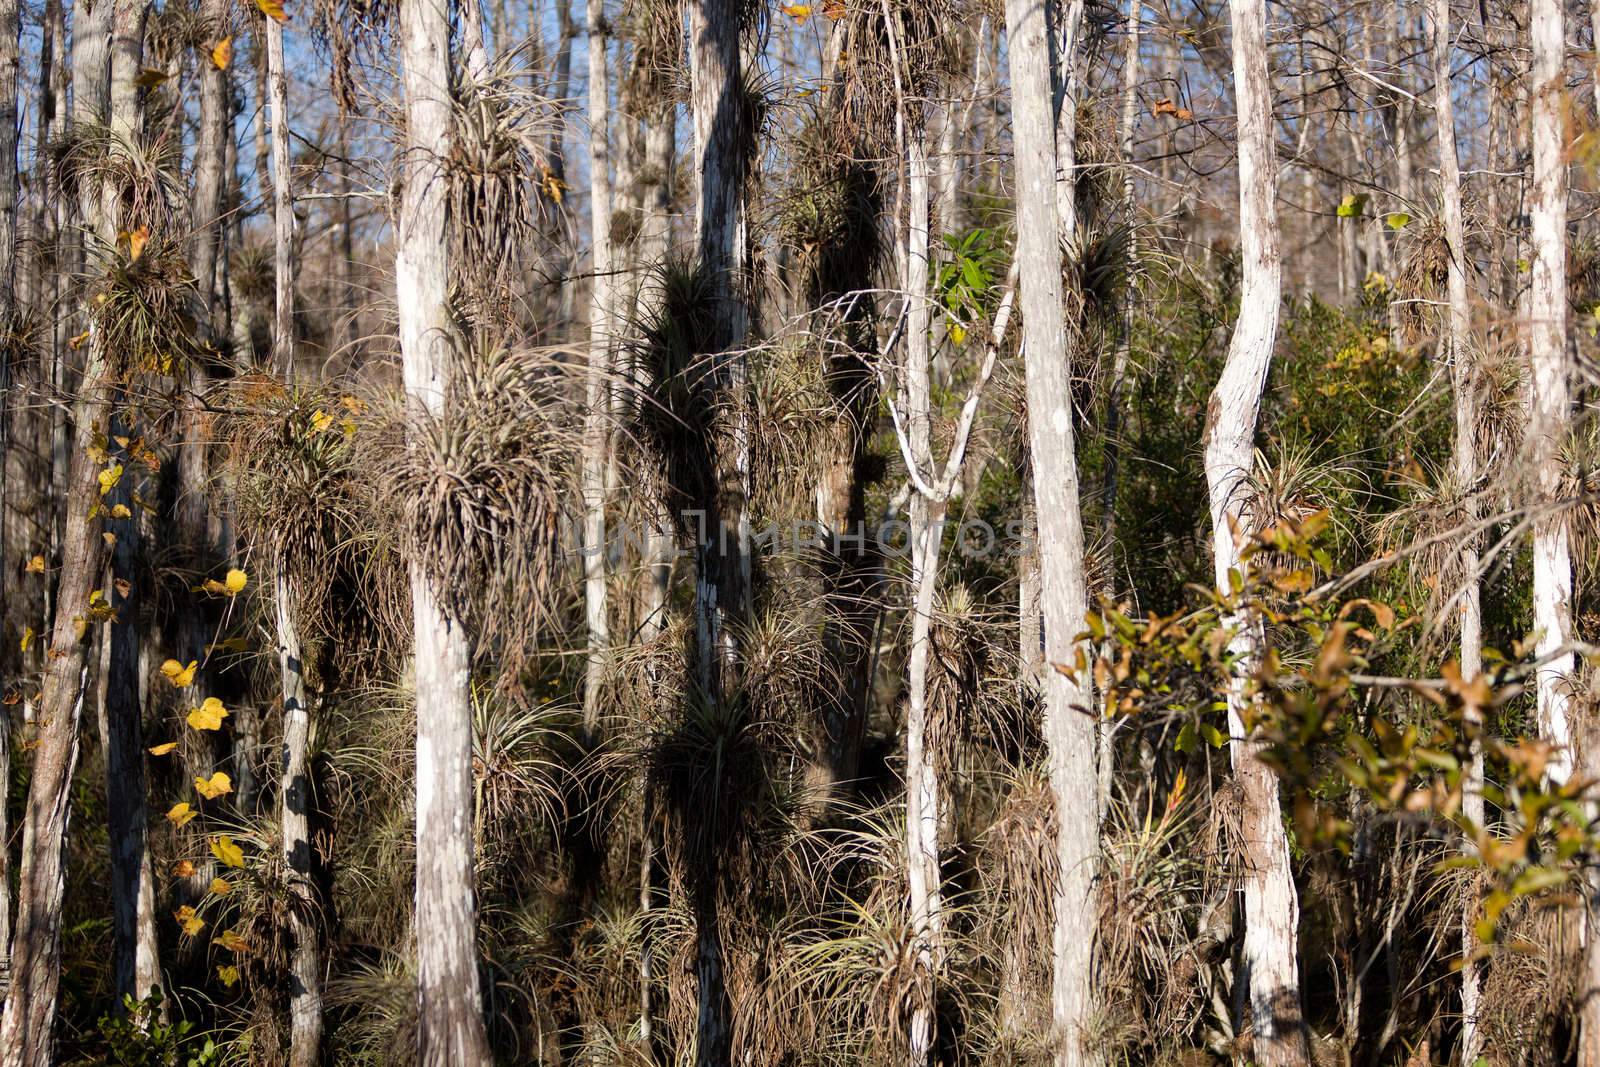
xmin=254 ymin=0 xmax=290 ymax=22
xmin=212 ymin=36 xmax=234 ymax=70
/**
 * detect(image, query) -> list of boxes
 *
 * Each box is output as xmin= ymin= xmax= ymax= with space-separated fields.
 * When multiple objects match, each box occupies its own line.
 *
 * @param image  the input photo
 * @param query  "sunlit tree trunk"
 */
xmin=275 ymin=562 xmax=323 ymax=1066
xmin=265 ymin=11 xmax=294 ymax=377
xmin=397 ymin=0 xmax=492 ymax=1061
xmin=1431 ymin=2 xmax=1484 ymax=1060
xmin=1204 ymin=0 xmax=1308 ymax=1063
xmin=581 ymin=0 xmax=614 ymax=738
xmin=1528 ymin=0 xmax=1574 ymax=785
xmin=1052 ymin=0 xmax=1084 ymax=237
xmin=0 ymin=0 xmax=124 ymax=1055
xmin=902 ymin=132 xmax=943 ymax=1067
xmin=1007 ymin=0 xmax=1098 ymax=1060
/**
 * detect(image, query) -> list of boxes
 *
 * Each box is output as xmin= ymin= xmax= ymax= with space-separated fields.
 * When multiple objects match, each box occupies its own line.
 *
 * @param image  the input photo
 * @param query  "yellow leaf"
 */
xmin=128 ymin=224 xmax=151 ymax=262
xmin=949 ymin=322 xmax=967 ymax=346
xmin=194 ymin=770 xmax=233 ymax=799
xmin=211 ymin=36 xmax=234 ymax=70
xmin=310 ymin=409 xmax=333 ymax=433
xmin=148 ymin=741 xmax=178 ymax=756
xmin=210 ymin=834 xmax=245 ymax=869
xmin=781 ymin=3 xmax=813 ymax=21
xmin=167 ymin=802 xmax=198 ymax=827
xmin=97 ymin=463 xmax=123 ymax=496
xmin=19 ymin=627 xmax=33 ymax=652
xmin=224 ymin=568 xmax=248 ymax=595
xmin=540 ymin=169 xmax=567 ymax=204
xmin=174 ymin=905 xmax=206 ymax=937
xmin=110 ymin=503 xmax=132 ymax=519
xmin=217 ymin=964 xmax=240 ymax=987
xmin=340 ymin=395 xmax=365 ymax=415
xmin=254 ymin=0 xmax=290 ymax=21
xmin=25 ymin=554 xmax=44 ymax=574
xmin=209 ymin=877 xmax=233 ymax=896
xmin=69 ymin=329 xmax=90 ymax=350
xmin=187 ymin=696 xmax=229 ymax=731
xmin=173 ymin=859 xmax=196 ymax=877
xmin=102 ymin=532 xmax=117 ymax=547
xmin=216 ymin=927 xmax=250 ymax=953
xmin=161 ymin=659 xmax=198 ymax=688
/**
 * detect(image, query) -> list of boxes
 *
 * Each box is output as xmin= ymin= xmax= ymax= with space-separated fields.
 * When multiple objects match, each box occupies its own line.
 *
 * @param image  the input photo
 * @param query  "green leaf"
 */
xmin=1384 ymin=211 xmax=1411 ymax=230
xmin=1336 ymin=193 xmax=1368 ymax=218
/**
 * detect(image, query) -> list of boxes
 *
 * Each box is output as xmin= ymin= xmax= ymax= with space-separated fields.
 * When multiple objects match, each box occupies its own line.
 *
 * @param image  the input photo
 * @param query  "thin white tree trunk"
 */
xmin=1205 ymin=1 xmax=1308 ymax=1063
xmin=276 ymin=564 xmax=323 ymax=1066
xmin=1007 ymin=0 xmax=1099 ymax=1060
xmin=265 ymin=14 xmax=294 ymax=378
xmin=1053 ymin=0 xmax=1085 ymax=238
xmin=581 ymin=0 xmax=614 ymax=738
xmin=1528 ymin=0 xmax=1574 ymax=786
xmin=902 ymin=132 xmax=943 ymax=1067
xmin=1431 ymin=3 xmax=1485 ymax=1060
xmin=397 ymin=0 xmax=492 ymax=1061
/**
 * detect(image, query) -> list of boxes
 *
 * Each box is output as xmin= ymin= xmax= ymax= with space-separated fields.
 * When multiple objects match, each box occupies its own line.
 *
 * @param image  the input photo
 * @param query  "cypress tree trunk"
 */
xmin=581 ymin=0 xmax=614 ymax=738
xmin=902 ymin=132 xmax=943 ymax=1067
xmin=1528 ymin=0 xmax=1574 ymax=785
xmin=1431 ymin=2 xmax=1485 ymax=1060
xmin=0 ymin=0 xmax=133 ymax=1056
xmin=1204 ymin=0 xmax=1308 ymax=1062
xmin=397 ymin=0 xmax=492 ymax=1060
xmin=265 ymin=12 xmax=295 ymax=378
xmin=0 ymin=0 xmax=18 ymax=1003
xmin=104 ymin=447 xmax=161 ymax=1005
xmin=1006 ymin=0 xmax=1099 ymax=1060
xmin=276 ymin=562 xmax=323 ymax=1067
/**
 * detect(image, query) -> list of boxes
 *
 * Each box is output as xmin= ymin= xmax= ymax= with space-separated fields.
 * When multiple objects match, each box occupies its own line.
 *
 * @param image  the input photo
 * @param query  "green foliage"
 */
xmin=94 ymin=989 xmax=223 ymax=1067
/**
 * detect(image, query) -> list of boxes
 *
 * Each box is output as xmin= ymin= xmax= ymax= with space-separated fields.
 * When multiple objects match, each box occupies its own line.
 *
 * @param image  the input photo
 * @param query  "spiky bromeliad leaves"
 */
xmin=382 ymin=347 xmax=575 ymax=675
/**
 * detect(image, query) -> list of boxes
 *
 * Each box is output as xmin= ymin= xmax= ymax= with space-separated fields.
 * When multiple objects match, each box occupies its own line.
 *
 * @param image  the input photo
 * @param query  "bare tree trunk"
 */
xmin=397 ymin=0 xmax=491 ymax=1059
xmin=0 ymin=0 xmax=18 ymax=1003
xmin=0 ymin=0 xmax=16 ymax=314
xmin=104 ymin=447 xmax=161 ymax=1005
xmin=1431 ymin=3 xmax=1485 ymax=1061
xmin=901 ymin=133 xmax=944 ymax=1067
xmin=547 ymin=0 xmax=576 ymax=331
xmin=461 ymin=0 xmax=490 ymax=80
xmin=1007 ymin=0 xmax=1098 ymax=1060
xmin=687 ymin=0 xmax=749 ymax=1054
xmin=1052 ymin=0 xmax=1085 ymax=237
xmin=581 ymin=0 xmax=614 ymax=739
xmin=265 ymin=13 xmax=294 ymax=378
xmin=0 ymin=0 xmax=131 ymax=1055
xmin=1529 ymin=0 xmax=1574 ymax=785
xmin=1205 ymin=1 xmax=1308 ymax=1063
xmin=689 ymin=0 xmax=750 ymax=693
xmin=275 ymin=562 xmax=323 ymax=1066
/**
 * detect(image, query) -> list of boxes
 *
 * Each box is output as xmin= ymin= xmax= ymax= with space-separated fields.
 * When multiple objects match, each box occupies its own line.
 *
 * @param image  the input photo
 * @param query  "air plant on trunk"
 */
xmin=376 ymin=344 xmax=576 ymax=681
